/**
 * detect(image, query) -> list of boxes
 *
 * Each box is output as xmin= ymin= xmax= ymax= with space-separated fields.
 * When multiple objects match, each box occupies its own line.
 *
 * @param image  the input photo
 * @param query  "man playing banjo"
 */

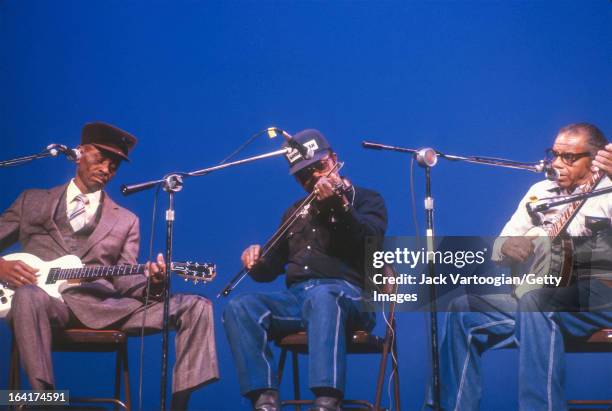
xmin=430 ymin=123 xmax=612 ymax=410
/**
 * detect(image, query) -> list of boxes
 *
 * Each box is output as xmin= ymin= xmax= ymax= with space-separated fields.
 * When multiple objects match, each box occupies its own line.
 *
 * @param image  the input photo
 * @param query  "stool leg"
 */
xmin=122 ymin=344 xmax=131 ymax=411
xmin=9 ymin=339 xmax=22 ymax=411
xmin=374 ymin=336 xmax=391 ymax=409
xmin=392 ymin=332 xmax=400 ymax=410
xmin=9 ymin=338 xmax=20 ymax=390
xmin=292 ymin=351 xmax=300 ymax=411
xmin=115 ymin=346 xmax=122 ymax=411
xmin=278 ymin=348 xmax=288 ymax=384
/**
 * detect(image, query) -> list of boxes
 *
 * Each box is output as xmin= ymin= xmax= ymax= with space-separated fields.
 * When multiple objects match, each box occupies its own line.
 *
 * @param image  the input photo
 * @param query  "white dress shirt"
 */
xmin=492 ymin=176 xmax=612 ymax=262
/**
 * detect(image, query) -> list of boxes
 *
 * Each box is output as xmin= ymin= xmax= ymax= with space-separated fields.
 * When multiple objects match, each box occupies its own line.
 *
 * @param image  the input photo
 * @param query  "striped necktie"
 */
xmin=68 ymin=193 xmax=89 ymax=232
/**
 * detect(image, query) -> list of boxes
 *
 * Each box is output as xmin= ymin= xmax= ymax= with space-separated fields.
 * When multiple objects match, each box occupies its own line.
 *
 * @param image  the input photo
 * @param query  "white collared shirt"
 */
xmin=492 ymin=176 xmax=612 ymax=261
xmin=66 ymin=179 xmax=102 ymax=226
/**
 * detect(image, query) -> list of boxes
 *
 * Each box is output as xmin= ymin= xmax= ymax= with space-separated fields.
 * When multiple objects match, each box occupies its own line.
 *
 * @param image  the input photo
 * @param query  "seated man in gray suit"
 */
xmin=0 ymin=122 xmax=219 ymax=410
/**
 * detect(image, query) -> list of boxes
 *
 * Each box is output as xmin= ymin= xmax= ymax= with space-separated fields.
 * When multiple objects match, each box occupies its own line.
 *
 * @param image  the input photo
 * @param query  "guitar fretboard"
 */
xmin=545 ymin=169 xmax=605 ymax=239
xmin=46 ymin=264 xmax=147 ymax=284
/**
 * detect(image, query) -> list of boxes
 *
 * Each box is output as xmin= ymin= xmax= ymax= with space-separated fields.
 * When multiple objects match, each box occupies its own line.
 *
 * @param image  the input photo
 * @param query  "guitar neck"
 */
xmin=548 ymin=169 xmax=605 ymax=239
xmin=49 ymin=264 xmax=147 ymax=282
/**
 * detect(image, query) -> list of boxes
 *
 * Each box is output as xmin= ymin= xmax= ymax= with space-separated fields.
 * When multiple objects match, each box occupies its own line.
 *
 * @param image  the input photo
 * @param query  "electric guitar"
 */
xmin=0 ymin=253 xmax=216 ymax=318
xmin=512 ymin=169 xmax=605 ymax=298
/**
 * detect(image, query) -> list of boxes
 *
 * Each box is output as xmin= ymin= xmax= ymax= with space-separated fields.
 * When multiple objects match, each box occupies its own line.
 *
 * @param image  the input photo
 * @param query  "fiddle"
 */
xmin=309 ymin=175 xmax=353 ymax=216
xmin=218 ymin=161 xmax=346 ymax=297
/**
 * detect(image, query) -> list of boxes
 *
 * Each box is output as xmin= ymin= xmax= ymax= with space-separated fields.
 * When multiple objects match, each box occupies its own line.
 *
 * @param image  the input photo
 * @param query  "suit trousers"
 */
xmin=9 ymin=285 xmax=219 ymax=393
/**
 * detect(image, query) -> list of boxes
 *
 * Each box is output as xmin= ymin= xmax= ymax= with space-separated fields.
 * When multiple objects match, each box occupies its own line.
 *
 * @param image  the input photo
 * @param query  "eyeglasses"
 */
xmin=295 ymin=157 xmax=332 ymax=181
xmin=545 ymin=148 xmax=591 ymax=166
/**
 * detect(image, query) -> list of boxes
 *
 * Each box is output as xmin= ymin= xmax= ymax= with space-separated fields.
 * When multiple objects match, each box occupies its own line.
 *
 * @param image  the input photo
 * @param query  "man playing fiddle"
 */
xmin=223 ymin=129 xmax=388 ymax=411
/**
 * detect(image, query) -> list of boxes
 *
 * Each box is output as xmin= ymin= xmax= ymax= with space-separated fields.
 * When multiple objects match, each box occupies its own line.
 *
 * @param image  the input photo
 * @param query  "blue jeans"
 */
xmin=517 ymin=280 xmax=612 ymax=411
xmin=426 ymin=234 xmax=612 ymax=410
xmin=431 ymin=294 xmax=518 ymax=411
xmin=222 ymin=279 xmax=375 ymax=397
xmin=427 ymin=284 xmax=612 ymax=410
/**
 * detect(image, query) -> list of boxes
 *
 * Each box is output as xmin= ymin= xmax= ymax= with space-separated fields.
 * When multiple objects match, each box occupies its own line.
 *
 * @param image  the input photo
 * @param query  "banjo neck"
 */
xmin=544 ymin=169 xmax=605 ymax=239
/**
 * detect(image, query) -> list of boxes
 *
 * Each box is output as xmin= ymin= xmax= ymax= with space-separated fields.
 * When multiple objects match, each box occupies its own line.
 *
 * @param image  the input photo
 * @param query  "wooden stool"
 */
xmin=565 ymin=328 xmax=612 ymax=411
xmin=276 ymin=327 xmax=400 ymax=411
xmin=9 ymin=328 xmax=131 ymax=411
xmin=276 ymin=265 xmax=400 ymax=411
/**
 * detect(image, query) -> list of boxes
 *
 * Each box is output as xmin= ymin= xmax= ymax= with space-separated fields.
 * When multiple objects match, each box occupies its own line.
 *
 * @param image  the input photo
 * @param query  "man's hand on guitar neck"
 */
xmin=592 ymin=143 xmax=612 ymax=179
xmin=145 ymin=253 xmax=167 ymax=285
xmin=501 ymin=237 xmax=535 ymax=263
xmin=143 ymin=253 xmax=167 ymax=299
xmin=0 ymin=257 xmax=38 ymax=287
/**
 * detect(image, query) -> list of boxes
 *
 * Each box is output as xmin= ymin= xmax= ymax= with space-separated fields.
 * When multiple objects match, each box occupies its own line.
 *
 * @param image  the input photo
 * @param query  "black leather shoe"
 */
xmin=253 ymin=389 xmax=280 ymax=411
xmin=308 ymin=395 xmax=342 ymax=411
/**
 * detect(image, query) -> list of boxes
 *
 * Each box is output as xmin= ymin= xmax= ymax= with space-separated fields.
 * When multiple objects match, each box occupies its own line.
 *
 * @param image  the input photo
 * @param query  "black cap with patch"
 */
xmin=284 ymin=129 xmax=332 ymax=175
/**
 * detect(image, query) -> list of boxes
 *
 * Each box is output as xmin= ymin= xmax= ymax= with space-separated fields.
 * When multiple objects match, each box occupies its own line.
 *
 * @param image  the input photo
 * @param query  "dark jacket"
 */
xmin=250 ymin=185 xmax=387 ymax=288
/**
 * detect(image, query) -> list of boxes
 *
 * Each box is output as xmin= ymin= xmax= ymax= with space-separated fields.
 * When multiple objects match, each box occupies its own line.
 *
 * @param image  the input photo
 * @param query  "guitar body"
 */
xmin=0 ymin=253 xmax=84 ymax=318
xmin=512 ymin=227 xmax=574 ymax=299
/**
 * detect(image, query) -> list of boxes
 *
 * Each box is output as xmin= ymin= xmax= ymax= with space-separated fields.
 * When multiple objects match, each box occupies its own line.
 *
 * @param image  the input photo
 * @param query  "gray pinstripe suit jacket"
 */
xmin=0 ymin=183 xmax=148 ymax=328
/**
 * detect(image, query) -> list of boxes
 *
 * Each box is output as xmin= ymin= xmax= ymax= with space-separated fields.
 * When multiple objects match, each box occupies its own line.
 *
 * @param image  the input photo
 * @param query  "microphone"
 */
xmin=267 ymin=127 xmax=314 ymax=160
xmin=46 ymin=144 xmax=81 ymax=161
xmin=534 ymin=159 xmax=559 ymax=181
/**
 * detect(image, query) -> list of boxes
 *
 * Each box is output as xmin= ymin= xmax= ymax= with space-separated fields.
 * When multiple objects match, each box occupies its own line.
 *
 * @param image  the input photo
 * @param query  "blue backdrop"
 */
xmin=1 ymin=1 xmax=611 ymax=410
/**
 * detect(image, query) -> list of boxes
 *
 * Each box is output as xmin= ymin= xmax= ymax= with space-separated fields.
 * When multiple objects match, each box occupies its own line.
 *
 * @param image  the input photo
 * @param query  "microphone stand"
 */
xmin=0 ymin=144 xmax=72 ymax=167
xmin=120 ymin=148 xmax=290 ymax=195
xmin=362 ymin=141 xmax=547 ymax=173
xmin=121 ymin=147 xmax=290 ymax=411
xmin=362 ymin=140 xmax=549 ymax=411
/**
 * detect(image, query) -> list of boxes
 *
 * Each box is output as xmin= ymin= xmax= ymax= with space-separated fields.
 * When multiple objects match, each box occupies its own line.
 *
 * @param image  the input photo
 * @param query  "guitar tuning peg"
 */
xmin=184 ymin=277 xmax=188 ymax=282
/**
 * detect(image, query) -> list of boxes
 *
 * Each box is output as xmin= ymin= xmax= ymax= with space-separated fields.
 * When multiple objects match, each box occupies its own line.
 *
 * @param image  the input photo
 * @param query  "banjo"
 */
xmin=0 ymin=253 xmax=216 ymax=318
xmin=512 ymin=169 xmax=606 ymax=298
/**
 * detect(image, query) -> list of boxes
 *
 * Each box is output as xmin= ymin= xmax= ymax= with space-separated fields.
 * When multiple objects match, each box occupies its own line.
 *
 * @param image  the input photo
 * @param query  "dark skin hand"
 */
xmin=500 ymin=237 xmax=535 ymax=263
xmin=312 ymin=174 xmax=349 ymax=204
xmin=145 ymin=253 xmax=167 ymax=284
xmin=0 ymin=258 xmax=38 ymax=287
xmin=242 ymin=245 xmax=262 ymax=270
xmin=242 ymin=154 xmax=349 ymax=271
xmin=592 ymin=143 xmax=612 ymax=179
